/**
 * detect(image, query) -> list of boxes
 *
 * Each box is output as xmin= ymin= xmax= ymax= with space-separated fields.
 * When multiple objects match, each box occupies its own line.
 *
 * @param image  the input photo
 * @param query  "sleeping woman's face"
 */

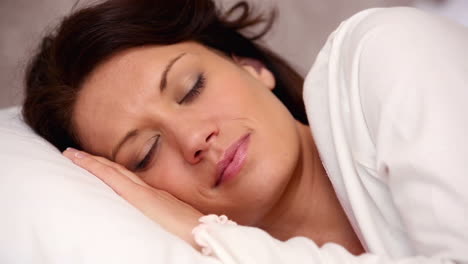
xmin=73 ymin=42 xmax=304 ymax=225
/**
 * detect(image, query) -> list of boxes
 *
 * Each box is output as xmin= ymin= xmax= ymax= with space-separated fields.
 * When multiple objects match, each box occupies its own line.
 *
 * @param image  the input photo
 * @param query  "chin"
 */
xmin=228 ymin=171 xmax=291 ymax=225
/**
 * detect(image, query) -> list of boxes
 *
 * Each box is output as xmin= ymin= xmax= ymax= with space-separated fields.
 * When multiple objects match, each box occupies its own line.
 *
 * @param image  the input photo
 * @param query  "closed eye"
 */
xmin=179 ymin=73 xmax=205 ymax=104
xmin=134 ymin=136 xmax=159 ymax=172
xmin=134 ymin=74 xmax=205 ymax=171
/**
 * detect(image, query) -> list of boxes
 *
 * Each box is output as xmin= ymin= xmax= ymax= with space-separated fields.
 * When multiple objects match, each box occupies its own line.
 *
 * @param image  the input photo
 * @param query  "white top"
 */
xmin=192 ymin=7 xmax=468 ymax=264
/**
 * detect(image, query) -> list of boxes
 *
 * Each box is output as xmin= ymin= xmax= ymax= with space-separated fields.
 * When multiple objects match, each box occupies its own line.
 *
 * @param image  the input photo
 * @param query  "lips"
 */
xmin=215 ymin=133 xmax=251 ymax=187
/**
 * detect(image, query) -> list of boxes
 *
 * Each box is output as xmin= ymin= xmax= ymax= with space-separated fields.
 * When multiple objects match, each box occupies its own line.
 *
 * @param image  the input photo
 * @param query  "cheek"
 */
xmin=143 ymin=149 xmax=189 ymax=194
xmin=141 ymin=147 xmax=210 ymax=208
xmin=225 ymin=131 xmax=300 ymax=225
xmin=255 ymin=123 xmax=300 ymax=188
xmin=203 ymin=71 xmax=258 ymax=107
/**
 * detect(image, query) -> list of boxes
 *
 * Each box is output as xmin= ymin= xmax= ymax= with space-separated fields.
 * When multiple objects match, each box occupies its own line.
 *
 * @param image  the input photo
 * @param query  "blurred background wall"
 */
xmin=1 ymin=0 xmax=467 ymax=108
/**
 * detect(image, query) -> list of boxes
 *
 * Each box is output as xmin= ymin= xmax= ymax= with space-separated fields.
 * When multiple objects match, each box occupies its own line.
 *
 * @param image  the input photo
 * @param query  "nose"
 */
xmin=167 ymin=117 xmax=218 ymax=164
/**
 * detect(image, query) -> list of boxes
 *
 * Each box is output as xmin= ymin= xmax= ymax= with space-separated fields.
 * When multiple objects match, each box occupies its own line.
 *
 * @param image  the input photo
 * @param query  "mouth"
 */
xmin=214 ymin=133 xmax=251 ymax=187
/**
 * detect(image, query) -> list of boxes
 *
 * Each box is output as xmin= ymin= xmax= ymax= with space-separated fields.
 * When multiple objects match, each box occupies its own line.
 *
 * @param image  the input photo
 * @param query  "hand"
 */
xmin=63 ymin=148 xmax=203 ymax=248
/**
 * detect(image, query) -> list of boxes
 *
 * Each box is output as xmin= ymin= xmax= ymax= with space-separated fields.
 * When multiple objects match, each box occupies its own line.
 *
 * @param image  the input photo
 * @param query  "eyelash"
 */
xmin=179 ymin=73 xmax=206 ymax=104
xmin=135 ymin=136 xmax=159 ymax=171
xmin=135 ymin=73 xmax=206 ymax=171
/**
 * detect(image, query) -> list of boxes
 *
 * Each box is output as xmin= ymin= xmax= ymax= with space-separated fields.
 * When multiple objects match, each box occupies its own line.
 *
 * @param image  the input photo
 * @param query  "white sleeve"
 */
xmin=356 ymin=7 xmax=468 ymax=263
xmin=192 ymin=215 xmax=451 ymax=264
xmin=190 ymin=8 xmax=468 ymax=264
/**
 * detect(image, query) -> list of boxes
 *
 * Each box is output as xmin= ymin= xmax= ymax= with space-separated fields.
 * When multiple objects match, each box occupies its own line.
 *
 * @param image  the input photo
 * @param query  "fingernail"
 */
xmin=63 ymin=148 xmax=86 ymax=159
xmin=64 ymin=147 xmax=78 ymax=154
xmin=74 ymin=151 xmax=87 ymax=159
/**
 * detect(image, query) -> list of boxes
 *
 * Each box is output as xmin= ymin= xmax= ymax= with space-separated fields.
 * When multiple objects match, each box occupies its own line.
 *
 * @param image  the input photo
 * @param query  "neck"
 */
xmin=256 ymin=122 xmax=365 ymax=255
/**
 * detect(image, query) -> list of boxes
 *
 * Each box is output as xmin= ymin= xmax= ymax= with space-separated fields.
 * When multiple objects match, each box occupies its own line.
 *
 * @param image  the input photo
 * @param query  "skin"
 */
xmin=64 ymin=42 xmax=364 ymax=254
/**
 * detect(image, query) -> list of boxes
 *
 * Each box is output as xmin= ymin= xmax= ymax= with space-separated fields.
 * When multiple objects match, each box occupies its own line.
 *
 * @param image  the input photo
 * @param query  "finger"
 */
xmin=63 ymin=148 xmax=148 ymax=199
xmin=91 ymin=155 xmax=151 ymax=188
xmin=63 ymin=149 xmax=174 ymax=220
xmin=63 ymin=148 xmax=151 ymax=188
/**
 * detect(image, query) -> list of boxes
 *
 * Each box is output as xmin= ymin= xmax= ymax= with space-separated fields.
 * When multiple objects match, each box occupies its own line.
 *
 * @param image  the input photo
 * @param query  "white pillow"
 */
xmin=0 ymin=107 xmax=217 ymax=264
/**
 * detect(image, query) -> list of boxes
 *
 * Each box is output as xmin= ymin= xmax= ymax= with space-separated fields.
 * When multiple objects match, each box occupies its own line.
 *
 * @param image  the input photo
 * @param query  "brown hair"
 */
xmin=23 ymin=0 xmax=306 ymax=152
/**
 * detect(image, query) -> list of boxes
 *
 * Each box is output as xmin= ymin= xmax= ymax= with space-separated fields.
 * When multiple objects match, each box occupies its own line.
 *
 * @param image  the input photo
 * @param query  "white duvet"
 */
xmin=192 ymin=7 xmax=468 ymax=263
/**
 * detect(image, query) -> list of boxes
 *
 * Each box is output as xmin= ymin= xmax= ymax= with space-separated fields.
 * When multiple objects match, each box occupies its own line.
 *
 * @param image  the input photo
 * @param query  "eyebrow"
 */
xmin=110 ymin=52 xmax=186 ymax=161
xmin=160 ymin=52 xmax=186 ymax=92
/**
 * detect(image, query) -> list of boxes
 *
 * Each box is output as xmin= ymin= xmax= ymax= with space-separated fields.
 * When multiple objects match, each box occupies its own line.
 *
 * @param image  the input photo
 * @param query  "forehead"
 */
xmin=72 ymin=42 xmax=211 ymax=156
xmin=81 ymin=42 xmax=202 ymax=99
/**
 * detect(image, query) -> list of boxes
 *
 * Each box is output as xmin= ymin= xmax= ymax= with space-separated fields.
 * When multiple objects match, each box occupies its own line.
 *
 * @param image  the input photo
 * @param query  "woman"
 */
xmin=22 ymin=0 xmax=468 ymax=262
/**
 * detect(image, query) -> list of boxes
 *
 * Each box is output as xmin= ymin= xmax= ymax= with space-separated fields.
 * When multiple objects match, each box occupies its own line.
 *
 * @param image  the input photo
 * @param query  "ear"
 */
xmin=232 ymin=55 xmax=276 ymax=90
